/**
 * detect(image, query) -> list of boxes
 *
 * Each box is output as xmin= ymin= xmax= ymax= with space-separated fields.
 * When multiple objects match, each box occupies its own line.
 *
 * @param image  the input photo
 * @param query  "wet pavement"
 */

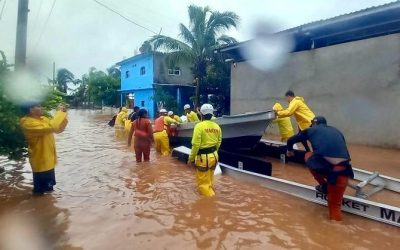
xmin=0 ymin=110 xmax=399 ymax=250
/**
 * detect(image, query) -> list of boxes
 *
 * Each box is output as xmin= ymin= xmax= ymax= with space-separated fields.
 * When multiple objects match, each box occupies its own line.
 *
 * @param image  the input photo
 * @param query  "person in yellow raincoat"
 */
xmin=153 ymin=109 xmax=171 ymax=156
xmin=115 ymin=107 xmax=128 ymax=137
xmin=183 ymin=104 xmax=199 ymax=122
xmin=277 ymin=90 xmax=315 ymax=151
xmin=188 ymin=104 xmax=222 ymax=197
xmin=272 ymin=103 xmax=294 ymax=142
xmin=20 ymin=103 xmax=68 ymax=195
xmin=168 ymin=111 xmax=181 ymax=123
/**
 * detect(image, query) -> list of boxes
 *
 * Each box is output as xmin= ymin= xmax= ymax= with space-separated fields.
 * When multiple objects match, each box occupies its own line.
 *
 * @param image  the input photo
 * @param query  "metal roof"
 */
xmin=216 ymin=1 xmax=400 ymax=61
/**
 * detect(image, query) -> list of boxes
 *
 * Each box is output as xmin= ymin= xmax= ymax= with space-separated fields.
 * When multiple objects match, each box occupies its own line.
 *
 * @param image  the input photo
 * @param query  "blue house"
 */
xmin=117 ymin=53 xmax=194 ymax=118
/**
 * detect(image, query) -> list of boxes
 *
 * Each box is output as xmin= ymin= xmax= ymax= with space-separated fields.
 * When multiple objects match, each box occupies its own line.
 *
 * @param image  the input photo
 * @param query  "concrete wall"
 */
xmin=231 ymin=33 xmax=400 ymax=148
xmin=153 ymin=54 xmax=194 ymax=85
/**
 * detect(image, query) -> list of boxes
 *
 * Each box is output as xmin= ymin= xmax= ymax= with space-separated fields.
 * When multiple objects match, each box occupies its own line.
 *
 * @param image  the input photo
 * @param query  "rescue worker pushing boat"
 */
xmin=286 ymin=116 xmax=354 ymax=221
xmin=153 ymin=109 xmax=171 ymax=156
xmin=277 ymin=90 xmax=315 ymax=150
xmin=184 ymin=104 xmax=199 ymax=122
xmin=188 ymin=104 xmax=222 ymax=197
xmin=168 ymin=111 xmax=182 ymax=123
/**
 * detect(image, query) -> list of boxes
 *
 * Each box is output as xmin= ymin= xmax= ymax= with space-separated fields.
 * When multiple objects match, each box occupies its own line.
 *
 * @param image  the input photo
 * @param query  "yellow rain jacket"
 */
xmin=115 ymin=107 xmax=128 ymax=127
xmin=20 ymin=111 xmax=68 ymax=173
xmin=164 ymin=116 xmax=179 ymax=125
xmin=189 ymin=120 xmax=222 ymax=197
xmin=171 ymin=115 xmax=182 ymax=123
xmin=124 ymin=120 xmax=132 ymax=134
xmin=277 ymin=96 xmax=315 ymax=131
xmin=115 ymin=107 xmax=128 ymax=138
xmin=186 ymin=111 xmax=199 ymax=122
xmin=272 ymin=103 xmax=294 ymax=142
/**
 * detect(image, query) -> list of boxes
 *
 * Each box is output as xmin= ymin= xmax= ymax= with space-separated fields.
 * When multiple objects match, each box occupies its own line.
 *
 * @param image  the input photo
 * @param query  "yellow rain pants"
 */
xmin=124 ymin=120 xmax=132 ymax=134
xmin=195 ymin=153 xmax=218 ymax=197
xmin=153 ymin=130 xmax=170 ymax=156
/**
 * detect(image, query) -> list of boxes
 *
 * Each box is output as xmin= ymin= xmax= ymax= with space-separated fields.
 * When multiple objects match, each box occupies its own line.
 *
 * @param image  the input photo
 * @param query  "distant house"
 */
xmin=116 ymin=53 xmax=194 ymax=118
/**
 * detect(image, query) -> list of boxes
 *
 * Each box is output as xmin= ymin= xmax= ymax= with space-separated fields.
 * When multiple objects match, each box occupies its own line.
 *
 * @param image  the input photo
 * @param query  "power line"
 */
xmin=31 ymin=0 xmax=44 ymax=37
xmin=0 ymin=0 xmax=7 ymax=20
xmin=92 ymin=0 xmax=158 ymax=35
xmin=33 ymin=0 xmax=57 ymax=53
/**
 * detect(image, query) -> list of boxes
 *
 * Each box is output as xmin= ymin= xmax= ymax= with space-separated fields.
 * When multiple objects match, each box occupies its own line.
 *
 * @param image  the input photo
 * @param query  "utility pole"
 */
xmin=14 ymin=0 xmax=29 ymax=71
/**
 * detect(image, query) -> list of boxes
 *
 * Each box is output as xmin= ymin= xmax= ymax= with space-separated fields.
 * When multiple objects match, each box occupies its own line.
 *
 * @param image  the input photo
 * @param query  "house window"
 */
xmin=140 ymin=66 xmax=146 ymax=75
xmin=168 ymin=68 xmax=181 ymax=76
xmin=125 ymin=70 xmax=130 ymax=78
xmin=141 ymin=101 xmax=145 ymax=107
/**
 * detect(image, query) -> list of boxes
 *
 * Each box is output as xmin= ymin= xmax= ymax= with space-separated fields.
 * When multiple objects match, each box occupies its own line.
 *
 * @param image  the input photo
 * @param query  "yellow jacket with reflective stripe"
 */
xmin=186 ymin=111 xmax=199 ymax=122
xmin=189 ymin=120 xmax=222 ymax=162
xmin=20 ymin=111 xmax=68 ymax=173
xmin=277 ymin=96 xmax=315 ymax=131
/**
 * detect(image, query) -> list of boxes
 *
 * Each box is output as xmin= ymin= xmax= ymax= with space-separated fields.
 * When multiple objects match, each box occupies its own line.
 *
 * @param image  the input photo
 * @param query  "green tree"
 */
xmin=83 ymin=67 xmax=120 ymax=107
xmin=152 ymin=86 xmax=178 ymax=114
xmin=0 ymin=51 xmax=26 ymax=160
xmin=146 ymin=5 xmax=239 ymax=107
xmin=55 ymin=68 xmax=75 ymax=93
xmin=0 ymin=51 xmax=66 ymax=160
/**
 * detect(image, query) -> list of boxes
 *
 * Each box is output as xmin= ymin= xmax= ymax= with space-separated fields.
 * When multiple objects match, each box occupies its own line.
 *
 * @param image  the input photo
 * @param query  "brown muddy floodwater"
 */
xmin=0 ymin=110 xmax=399 ymax=250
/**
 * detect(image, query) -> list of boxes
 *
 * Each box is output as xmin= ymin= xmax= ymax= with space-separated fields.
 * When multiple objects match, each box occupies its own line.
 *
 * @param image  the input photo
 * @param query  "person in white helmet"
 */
xmin=188 ymin=104 xmax=222 ymax=197
xmin=183 ymin=104 xmax=199 ymax=122
xmin=168 ymin=111 xmax=182 ymax=123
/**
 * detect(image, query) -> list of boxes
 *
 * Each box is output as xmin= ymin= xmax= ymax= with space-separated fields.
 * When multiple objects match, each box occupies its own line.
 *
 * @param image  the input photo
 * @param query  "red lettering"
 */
xmin=205 ymin=128 xmax=219 ymax=133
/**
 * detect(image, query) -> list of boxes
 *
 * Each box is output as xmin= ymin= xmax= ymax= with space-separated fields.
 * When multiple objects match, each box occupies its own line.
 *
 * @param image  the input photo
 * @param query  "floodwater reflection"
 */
xmin=0 ymin=110 xmax=399 ymax=249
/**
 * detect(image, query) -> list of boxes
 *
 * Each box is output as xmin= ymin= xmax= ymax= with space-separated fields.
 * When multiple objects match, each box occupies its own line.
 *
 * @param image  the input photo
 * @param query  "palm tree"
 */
xmin=56 ymin=68 xmax=75 ymax=93
xmin=146 ymin=5 xmax=239 ymax=107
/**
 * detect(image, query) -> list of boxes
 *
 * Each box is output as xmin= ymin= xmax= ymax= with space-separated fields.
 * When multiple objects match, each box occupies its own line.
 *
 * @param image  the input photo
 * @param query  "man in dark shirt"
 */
xmin=128 ymin=106 xmax=140 ymax=121
xmin=287 ymin=116 xmax=354 ymax=221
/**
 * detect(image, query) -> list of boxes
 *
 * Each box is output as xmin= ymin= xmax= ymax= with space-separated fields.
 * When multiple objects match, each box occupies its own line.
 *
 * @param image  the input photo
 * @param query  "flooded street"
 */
xmin=1 ymin=110 xmax=399 ymax=250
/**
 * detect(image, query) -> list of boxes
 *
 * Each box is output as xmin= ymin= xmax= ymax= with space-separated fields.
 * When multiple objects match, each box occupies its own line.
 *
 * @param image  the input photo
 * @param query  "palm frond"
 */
xmin=148 ymin=35 xmax=191 ymax=52
xmin=206 ymin=11 xmax=240 ymax=38
xmin=165 ymin=50 xmax=195 ymax=68
xmin=178 ymin=23 xmax=197 ymax=49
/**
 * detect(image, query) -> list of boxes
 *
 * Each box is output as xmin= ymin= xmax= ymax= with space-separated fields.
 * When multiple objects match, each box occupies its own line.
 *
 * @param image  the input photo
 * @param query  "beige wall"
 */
xmin=231 ymin=33 xmax=400 ymax=148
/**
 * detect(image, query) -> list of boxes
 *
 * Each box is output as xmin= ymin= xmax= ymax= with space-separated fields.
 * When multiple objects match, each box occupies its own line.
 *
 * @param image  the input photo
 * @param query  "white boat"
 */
xmin=172 ymin=146 xmax=400 ymax=228
xmin=170 ymin=111 xmax=276 ymax=150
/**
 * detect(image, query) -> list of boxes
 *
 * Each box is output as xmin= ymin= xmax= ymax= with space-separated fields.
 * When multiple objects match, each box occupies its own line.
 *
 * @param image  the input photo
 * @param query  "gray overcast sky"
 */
xmin=0 ymin=0 xmax=394 ymax=79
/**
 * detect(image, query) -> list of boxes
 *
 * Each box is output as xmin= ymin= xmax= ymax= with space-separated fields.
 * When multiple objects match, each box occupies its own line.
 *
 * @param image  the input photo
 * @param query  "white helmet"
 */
xmin=183 ymin=104 xmax=190 ymax=110
xmin=200 ymin=104 xmax=214 ymax=115
xmin=168 ymin=111 xmax=173 ymax=116
xmin=159 ymin=108 xmax=167 ymax=113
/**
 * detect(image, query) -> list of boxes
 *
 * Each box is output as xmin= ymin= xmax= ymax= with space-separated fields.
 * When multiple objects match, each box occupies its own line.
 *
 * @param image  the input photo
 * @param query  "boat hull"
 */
xmin=170 ymin=111 xmax=275 ymax=150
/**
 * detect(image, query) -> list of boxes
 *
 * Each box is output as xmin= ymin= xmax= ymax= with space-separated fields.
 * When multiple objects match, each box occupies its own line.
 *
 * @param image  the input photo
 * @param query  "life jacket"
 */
xmin=154 ymin=116 xmax=166 ymax=133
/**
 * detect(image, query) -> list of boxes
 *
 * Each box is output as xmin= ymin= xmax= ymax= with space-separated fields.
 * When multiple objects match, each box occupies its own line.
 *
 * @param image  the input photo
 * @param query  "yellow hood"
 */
xmin=273 ymin=103 xmax=283 ymax=111
xmin=293 ymin=96 xmax=305 ymax=102
xmin=121 ymin=107 xmax=128 ymax=113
